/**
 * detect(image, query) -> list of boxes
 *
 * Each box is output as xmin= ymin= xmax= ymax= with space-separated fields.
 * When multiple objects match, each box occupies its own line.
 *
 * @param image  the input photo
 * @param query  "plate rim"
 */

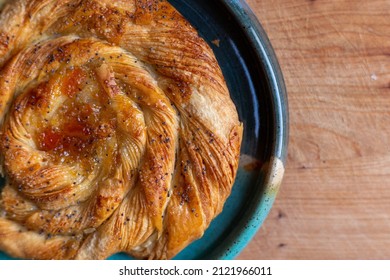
xmin=213 ymin=0 xmax=289 ymax=259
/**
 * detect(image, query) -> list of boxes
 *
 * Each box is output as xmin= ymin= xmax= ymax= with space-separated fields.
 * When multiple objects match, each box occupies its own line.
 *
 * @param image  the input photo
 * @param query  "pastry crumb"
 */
xmin=211 ymin=39 xmax=220 ymax=47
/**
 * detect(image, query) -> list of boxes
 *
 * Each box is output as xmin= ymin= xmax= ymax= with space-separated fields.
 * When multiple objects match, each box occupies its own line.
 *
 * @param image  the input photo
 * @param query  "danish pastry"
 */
xmin=0 ymin=0 xmax=242 ymax=259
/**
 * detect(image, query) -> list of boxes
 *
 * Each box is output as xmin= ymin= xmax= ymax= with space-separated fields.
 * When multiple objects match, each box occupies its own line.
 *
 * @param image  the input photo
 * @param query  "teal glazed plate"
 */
xmin=0 ymin=0 xmax=288 ymax=260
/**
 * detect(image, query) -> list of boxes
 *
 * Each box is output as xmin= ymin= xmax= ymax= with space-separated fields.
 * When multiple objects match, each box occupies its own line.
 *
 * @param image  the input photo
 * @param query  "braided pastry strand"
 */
xmin=0 ymin=0 xmax=243 ymax=259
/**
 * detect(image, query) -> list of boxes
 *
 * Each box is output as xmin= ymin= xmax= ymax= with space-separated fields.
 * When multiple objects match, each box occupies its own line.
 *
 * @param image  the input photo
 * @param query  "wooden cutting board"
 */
xmin=238 ymin=0 xmax=390 ymax=259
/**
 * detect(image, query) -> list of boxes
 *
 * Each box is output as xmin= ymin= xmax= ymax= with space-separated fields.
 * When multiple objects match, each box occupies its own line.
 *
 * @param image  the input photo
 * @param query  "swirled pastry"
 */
xmin=0 ymin=0 xmax=242 ymax=259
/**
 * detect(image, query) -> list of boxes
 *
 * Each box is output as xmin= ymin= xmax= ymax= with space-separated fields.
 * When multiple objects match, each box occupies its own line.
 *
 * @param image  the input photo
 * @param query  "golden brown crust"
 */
xmin=0 ymin=0 xmax=242 ymax=260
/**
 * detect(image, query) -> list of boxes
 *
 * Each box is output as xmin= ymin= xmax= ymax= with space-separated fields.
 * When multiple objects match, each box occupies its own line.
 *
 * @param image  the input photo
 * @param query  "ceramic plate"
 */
xmin=0 ymin=0 xmax=288 ymax=260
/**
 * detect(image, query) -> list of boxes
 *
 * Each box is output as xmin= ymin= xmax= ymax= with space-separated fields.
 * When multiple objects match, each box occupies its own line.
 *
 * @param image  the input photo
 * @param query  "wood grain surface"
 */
xmin=237 ymin=0 xmax=390 ymax=260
